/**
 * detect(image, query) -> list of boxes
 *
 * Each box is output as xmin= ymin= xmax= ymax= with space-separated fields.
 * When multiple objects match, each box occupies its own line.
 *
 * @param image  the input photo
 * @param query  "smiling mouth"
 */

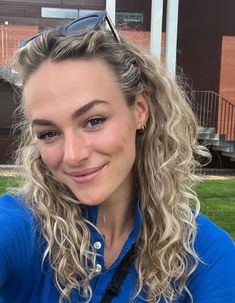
xmin=68 ymin=165 xmax=105 ymax=184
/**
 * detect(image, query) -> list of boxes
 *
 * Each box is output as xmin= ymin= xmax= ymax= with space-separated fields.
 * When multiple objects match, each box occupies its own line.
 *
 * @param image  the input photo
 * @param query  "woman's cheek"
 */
xmin=39 ymin=143 xmax=63 ymax=169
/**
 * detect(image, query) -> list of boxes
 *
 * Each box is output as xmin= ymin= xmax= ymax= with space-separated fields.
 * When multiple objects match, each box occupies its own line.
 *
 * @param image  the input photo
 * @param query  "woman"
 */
xmin=0 ymin=11 xmax=235 ymax=303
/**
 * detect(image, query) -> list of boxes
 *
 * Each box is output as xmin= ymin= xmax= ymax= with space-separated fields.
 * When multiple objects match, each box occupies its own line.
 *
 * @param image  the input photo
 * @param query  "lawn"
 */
xmin=0 ymin=175 xmax=23 ymax=195
xmin=196 ymin=179 xmax=235 ymax=240
xmin=0 ymin=176 xmax=235 ymax=239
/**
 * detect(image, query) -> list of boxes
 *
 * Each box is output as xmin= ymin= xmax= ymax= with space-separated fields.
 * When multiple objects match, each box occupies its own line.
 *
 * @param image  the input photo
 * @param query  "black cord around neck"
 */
xmin=100 ymin=245 xmax=136 ymax=303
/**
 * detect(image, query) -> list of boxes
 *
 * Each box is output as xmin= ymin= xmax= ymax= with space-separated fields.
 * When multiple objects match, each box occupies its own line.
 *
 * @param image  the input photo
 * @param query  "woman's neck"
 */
xmin=98 ymin=198 xmax=134 ymax=246
xmin=97 ymin=186 xmax=135 ymax=268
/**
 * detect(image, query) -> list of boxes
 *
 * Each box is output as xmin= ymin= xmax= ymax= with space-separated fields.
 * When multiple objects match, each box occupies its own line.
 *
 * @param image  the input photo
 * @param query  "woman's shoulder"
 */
xmin=0 ymin=194 xmax=44 ymax=289
xmin=195 ymin=212 xmax=234 ymax=253
xmin=189 ymin=213 xmax=235 ymax=302
xmin=0 ymin=193 xmax=26 ymax=207
xmin=0 ymin=193 xmax=32 ymax=217
xmin=0 ymin=194 xmax=36 ymax=236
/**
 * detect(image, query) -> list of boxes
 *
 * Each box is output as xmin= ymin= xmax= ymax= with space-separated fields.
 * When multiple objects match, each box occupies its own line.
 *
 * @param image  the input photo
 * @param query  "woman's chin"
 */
xmin=73 ymin=193 xmax=105 ymax=206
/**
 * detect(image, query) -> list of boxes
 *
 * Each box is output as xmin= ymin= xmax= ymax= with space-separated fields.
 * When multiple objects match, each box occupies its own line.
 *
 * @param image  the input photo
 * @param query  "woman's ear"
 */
xmin=134 ymin=91 xmax=149 ymax=130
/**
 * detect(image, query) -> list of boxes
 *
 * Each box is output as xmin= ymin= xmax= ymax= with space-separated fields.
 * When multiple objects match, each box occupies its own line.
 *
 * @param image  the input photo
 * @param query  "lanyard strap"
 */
xmin=100 ymin=245 xmax=136 ymax=303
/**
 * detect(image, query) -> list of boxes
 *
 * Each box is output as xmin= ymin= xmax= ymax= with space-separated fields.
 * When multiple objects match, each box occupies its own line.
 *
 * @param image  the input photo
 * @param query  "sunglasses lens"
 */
xmin=20 ymin=11 xmax=119 ymax=47
xmin=66 ymin=16 xmax=100 ymax=34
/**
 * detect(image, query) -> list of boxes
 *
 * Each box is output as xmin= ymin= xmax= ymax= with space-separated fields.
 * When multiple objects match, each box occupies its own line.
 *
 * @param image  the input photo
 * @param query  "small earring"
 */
xmin=141 ymin=123 xmax=146 ymax=131
xmin=138 ymin=123 xmax=147 ymax=134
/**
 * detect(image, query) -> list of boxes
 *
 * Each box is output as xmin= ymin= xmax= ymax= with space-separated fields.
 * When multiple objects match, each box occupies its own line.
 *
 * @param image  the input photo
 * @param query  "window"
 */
xmin=116 ymin=12 xmax=144 ymax=24
xmin=41 ymin=7 xmax=78 ymax=19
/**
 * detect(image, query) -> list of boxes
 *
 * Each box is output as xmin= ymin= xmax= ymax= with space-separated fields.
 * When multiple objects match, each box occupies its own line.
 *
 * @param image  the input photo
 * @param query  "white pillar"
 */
xmin=150 ymin=0 xmax=164 ymax=60
xmin=106 ymin=0 xmax=116 ymax=25
xmin=165 ymin=0 xmax=179 ymax=74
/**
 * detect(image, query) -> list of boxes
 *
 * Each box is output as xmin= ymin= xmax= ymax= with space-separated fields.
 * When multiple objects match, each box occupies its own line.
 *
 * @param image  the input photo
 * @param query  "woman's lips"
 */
xmin=68 ymin=165 xmax=105 ymax=184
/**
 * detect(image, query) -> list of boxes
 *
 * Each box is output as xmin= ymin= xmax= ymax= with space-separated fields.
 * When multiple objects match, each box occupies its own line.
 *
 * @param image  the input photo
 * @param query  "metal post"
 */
xmin=10 ymin=31 xmax=12 ymax=61
xmin=106 ymin=0 xmax=116 ymax=25
xmin=165 ymin=0 xmax=179 ymax=75
xmin=5 ymin=29 xmax=8 ymax=65
xmin=1 ymin=28 xmax=4 ymax=65
xmin=150 ymin=0 xmax=164 ymax=60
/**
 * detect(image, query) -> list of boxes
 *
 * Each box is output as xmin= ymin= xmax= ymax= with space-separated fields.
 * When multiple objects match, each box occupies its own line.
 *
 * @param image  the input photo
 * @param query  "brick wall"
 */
xmin=119 ymin=31 xmax=166 ymax=62
xmin=220 ymin=36 xmax=235 ymax=106
xmin=0 ymin=24 xmax=38 ymax=66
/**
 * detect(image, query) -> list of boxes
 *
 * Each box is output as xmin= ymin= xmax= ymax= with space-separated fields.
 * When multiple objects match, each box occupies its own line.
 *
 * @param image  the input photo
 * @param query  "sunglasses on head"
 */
xmin=20 ymin=10 xmax=120 ymax=47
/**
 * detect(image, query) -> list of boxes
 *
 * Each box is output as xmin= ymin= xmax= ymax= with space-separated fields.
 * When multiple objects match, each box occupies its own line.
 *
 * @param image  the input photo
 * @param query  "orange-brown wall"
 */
xmin=0 ymin=25 xmax=38 ymax=65
xmin=220 ymin=36 xmax=235 ymax=105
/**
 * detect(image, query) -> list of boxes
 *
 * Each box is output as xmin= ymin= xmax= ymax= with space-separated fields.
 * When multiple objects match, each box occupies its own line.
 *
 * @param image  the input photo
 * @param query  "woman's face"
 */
xmin=24 ymin=59 xmax=148 ymax=206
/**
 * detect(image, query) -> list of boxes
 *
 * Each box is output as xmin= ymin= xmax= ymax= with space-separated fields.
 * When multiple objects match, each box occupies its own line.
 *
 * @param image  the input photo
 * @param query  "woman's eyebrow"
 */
xmin=31 ymin=119 xmax=56 ymax=127
xmin=71 ymin=99 xmax=109 ymax=120
xmin=31 ymin=100 xmax=109 ymax=127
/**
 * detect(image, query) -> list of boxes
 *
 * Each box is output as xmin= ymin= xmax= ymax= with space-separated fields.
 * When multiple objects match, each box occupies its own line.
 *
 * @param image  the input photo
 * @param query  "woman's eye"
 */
xmin=86 ymin=117 xmax=106 ymax=128
xmin=37 ymin=131 xmax=59 ymax=141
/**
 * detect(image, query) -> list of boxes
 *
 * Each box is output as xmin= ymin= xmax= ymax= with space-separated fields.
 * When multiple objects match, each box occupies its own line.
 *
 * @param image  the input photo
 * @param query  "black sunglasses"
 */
xmin=20 ymin=11 xmax=120 ymax=47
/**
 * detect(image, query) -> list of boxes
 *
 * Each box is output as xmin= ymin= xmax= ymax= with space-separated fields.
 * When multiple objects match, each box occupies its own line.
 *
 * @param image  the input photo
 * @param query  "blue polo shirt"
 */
xmin=0 ymin=194 xmax=235 ymax=302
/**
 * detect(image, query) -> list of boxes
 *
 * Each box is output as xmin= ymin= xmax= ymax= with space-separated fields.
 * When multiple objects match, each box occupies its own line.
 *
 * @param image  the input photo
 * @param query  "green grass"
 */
xmin=0 ymin=175 xmax=23 ymax=196
xmin=1 ymin=176 xmax=235 ymax=239
xmin=196 ymin=179 xmax=235 ymax=240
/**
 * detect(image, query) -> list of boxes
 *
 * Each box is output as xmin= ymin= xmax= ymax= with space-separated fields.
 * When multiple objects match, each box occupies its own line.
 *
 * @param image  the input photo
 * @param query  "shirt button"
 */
xmin=94 ymin=241 xmax=102 ymax=250
xmin=95 ymin=264 xmax=102 ymax=273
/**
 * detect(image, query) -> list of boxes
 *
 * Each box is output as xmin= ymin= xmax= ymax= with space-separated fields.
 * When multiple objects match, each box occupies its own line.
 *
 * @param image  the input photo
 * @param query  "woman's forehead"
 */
xmin=24 ymin=59 xmax=118 ymax=101
xmin=23 ymin=58 xmax=126 ymax=119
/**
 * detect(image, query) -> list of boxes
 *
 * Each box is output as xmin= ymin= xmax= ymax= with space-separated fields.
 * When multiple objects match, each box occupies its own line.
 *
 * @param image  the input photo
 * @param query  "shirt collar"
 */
xmin=83 ymin=197 xmax=142 ymax=242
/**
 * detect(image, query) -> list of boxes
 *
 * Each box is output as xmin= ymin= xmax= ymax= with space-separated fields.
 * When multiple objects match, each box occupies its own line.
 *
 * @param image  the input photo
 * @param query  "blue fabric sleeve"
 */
xmin=188 ymin=213 xmax=235 ymax=302
xmin=0 ymin=194 xmax=36 ymax=287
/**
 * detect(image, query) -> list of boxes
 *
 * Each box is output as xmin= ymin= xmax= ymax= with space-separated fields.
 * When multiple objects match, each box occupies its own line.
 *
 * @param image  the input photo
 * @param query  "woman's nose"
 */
xmin=63 ymin=132 xmax=90 ymax=166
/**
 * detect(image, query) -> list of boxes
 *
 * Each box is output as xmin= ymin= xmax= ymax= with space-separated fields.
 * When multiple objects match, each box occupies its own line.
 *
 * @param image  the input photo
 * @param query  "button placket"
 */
xmin=94 ymin=241 xmax=102 ymax=250
xmin=93 ymin=238 xmax=104 ymax=273
xmin=95 ymin=263 xmax=102 ymax=273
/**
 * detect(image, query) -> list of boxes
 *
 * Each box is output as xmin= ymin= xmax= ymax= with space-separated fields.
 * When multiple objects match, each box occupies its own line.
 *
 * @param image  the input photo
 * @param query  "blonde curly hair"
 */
xmin=13 ymin=28 xmax=209 ymax=302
